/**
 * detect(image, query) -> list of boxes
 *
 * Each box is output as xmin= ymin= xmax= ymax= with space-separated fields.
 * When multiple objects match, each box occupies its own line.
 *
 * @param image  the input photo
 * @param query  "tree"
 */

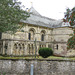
xmin=63 ymin=7 xmax=75 ymax=49
xmin=0 ymin=0 xmax=30 ymax=33
xmin=64 ymin=7 xmax=75 ymax=26
xmin=64 ymin=7 xmax=75 ymax=49
xmin=67 ymin=29 xmax=75 ymax=50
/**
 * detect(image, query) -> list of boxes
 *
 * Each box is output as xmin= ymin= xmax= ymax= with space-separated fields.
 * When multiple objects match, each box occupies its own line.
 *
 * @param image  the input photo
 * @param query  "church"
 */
xmin=0 ymin=6 xmax=75 ymax=57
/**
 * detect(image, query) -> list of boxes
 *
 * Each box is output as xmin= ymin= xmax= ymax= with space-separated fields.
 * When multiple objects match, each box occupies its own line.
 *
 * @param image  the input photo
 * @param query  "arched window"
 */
xmin=56 ymin=44 xmax=58 ymax=50
xmin=41 ymin=30 xmax=45 ymax=41
xmin=28 ymin=28 xmax=35 ymax=40
xmin=41 ymin=34 xmax=44 ymax=41
xmin=28 ymin=33 xmax=31 ymax=40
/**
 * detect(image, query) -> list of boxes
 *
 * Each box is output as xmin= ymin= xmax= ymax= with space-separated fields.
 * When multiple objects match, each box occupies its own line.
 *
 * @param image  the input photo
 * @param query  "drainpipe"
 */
xmin=30 ymin=64 xmax=34 ymax=75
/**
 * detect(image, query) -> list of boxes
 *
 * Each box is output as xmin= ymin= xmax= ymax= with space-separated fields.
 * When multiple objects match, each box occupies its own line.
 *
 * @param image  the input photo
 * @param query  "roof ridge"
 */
xmin=29 ymin=7 xmax=41 ymax=16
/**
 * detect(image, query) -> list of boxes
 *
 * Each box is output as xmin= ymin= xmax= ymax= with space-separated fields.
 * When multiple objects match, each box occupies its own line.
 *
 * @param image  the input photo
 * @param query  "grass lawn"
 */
xmin=0 ymin=55 xmax=75 ymax=60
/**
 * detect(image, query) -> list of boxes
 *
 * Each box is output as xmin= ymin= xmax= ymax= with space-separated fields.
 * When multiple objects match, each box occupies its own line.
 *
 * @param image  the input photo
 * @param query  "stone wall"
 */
xmin=1 ymin=24 xmax=75 ymax=56
xmin=2 ymin=24 xmax=52 ymax=42
xmin=1 ymin=24 xmax=52 ymax=56
xmin=53 ymin=27 xmax=73 ymax=56
xmin=0 ymin=59 xmax=75 ymax=75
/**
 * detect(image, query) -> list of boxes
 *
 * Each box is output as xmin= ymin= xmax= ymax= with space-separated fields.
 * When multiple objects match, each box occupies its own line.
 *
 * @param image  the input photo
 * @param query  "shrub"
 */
xmin=38 ymin=47 xmax=53 ymax=58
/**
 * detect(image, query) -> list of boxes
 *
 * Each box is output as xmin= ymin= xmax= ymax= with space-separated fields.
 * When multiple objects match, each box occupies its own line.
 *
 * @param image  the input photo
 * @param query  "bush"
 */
xmin=38 ymin=47 xmax=53 ymax=58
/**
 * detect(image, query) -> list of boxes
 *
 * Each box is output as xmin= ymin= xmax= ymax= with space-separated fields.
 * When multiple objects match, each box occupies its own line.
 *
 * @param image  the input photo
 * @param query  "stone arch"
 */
xmin=18 ymin=43 xmax=22 ymax=50
xmin=39 ymin=44 xmax=46 ymax=48
xmin=13 ymin=43 xmax=18 ymax=55
xmin=22 ymin=43 xmax=25 ymax=50
xmin=29 ymin=28 xmax=36 ymax=33
xmin=28 ymin=28 xmax=36 ymax=40
xmin=14 ymin=43 xmax=18 ymax=50
xmin=13 ymin=42 xmax=26 ymax=55
xmin=28 ymin=44 xmax=34 ymax=55
xmin=41 ymin=30 xmax=46 ymax=34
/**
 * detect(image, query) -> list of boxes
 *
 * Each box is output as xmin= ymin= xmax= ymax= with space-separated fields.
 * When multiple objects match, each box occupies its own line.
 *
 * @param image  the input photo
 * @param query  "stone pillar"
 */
xmin=37 ymin=27 xmax=40 ymax=41
xmin=46 ymin=43 xmax=48 ymax=48
xmin=9 ymin=41 xmax=14 ymax=55
xmin=36 ymin=45 xmax=39 ymax=55
xmin=45 ymin=34 xmax=48 ymax=42
xmin=36 ymin=33 xmax=40 ymax=41
xmin=25 ymin=44 xmax=28 ymax=55
xmin=25 ymin=32 xmax=28 ymax=40
xmin=2 ymin=40 xmax=5 ymax=55
xmin=7 ymin=41 xmax=11 ymax=55
xmin=17 ymin=43 xmax=20 ymax=56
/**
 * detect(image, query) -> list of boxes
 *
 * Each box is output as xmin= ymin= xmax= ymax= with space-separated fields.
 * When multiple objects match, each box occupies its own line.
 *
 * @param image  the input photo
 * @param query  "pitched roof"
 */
xmin=29 ymin=7 xmax=41 ymax=16
xmin=21 ymin=7 xmax=70 ymax=28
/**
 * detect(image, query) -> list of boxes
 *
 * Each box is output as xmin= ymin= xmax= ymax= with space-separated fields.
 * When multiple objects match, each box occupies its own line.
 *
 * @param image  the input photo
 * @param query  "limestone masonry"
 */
xmin=0 ymin=6 xmax=75 ymax=56
xmin=0 ymin=59 xmax=75 ymax=75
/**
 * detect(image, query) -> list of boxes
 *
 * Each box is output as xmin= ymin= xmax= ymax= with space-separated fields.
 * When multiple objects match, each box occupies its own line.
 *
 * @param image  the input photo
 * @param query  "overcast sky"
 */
xmin=18 ymin=0 xmax=75 ymax=20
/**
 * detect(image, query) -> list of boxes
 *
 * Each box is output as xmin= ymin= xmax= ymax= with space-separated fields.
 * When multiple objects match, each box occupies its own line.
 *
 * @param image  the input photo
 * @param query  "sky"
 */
xmin=18 ymin=0 xmax=75 ymax=20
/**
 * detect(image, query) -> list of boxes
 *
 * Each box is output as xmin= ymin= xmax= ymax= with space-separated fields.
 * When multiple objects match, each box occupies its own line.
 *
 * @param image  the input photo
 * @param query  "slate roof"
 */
xmin=21 ymin=7 xmax=70 ymax=28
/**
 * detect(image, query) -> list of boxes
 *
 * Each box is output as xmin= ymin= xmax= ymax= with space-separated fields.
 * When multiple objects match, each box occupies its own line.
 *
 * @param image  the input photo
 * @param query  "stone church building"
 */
xmin=0 ymin=7 xmax=75 ymax=56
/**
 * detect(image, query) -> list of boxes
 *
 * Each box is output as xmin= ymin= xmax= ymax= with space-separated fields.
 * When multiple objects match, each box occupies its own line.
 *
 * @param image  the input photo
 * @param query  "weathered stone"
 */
xmin=2 ymin=60 xmax=11 ymax=73
xmin=16 ymin=60 xmax=25 ymax=73
xmin=0 ymin=60 xmax=3 ymax=72
xmin=0 ymin=59 xmax=75 ymax=75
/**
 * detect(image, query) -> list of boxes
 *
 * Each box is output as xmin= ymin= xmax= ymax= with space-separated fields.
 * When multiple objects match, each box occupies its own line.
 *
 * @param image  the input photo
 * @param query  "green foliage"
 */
xmin=64 ymin=7 xmax=75 ymax=26
xmin=38 ymin=47 xmax=53 ymax=58
xmin=67 ymin=30 xmax=75 ymax=49
xmin=0 ymin=0 xmax=30 ymax=33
